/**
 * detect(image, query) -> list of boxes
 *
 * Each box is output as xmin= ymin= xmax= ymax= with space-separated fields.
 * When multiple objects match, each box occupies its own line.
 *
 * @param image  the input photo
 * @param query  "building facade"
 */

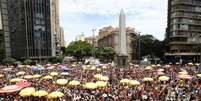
xmin=165 ymin=0 xmax=201 ymax=63
xmin=85 ymin=36 xmax=99 ymax=48
xmin=0 ymin=0 xmax=11 ymax=60
xmin=8 ymin=0 xmax=54 ymax=59
xmin=98 ymin=26 xmax=136 ymax=62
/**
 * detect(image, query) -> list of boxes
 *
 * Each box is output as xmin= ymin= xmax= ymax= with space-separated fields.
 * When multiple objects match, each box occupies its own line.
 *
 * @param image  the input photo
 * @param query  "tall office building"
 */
xmin=9 ymin=0 xmax=54 ymax=59
xmin=0 ymin=0 xmax=11 ymax=60
xmin=165 ymin=0 xmax=201 ymax=63
xmin=51 ymin=0 xmax=61 ymax=56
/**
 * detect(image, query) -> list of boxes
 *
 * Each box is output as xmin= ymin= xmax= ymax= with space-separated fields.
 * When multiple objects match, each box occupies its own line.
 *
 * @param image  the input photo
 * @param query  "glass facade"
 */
xmin=9 ymin=0 xmax=52 ymax=59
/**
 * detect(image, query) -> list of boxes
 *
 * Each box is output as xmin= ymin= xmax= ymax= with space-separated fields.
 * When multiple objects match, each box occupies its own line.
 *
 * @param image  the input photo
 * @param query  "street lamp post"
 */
xmin=137 ymin=32 xmax=141 ymax=64
xmin=92 ymin=28 xmax=96 ymax=65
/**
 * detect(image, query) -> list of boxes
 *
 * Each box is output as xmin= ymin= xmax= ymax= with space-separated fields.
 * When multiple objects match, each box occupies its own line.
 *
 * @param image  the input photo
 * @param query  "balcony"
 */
xmin=172 ymin=1 xmax=201 ymax=7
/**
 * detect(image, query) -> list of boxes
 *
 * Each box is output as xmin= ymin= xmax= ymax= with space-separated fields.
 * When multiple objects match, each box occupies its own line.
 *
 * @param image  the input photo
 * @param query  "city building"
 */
xmin=8 ymin=0 xmax=54 ymax=60
xmin=51 ymin=0 xmax=64 ymax=56
xmin=98 ymin=26 xmax=136 ymax=62
xmin=0 ymin=0 xmax=11 ymax=60
xmin=75 ymin=33 xmax=85 ymax=41
xmin=59 ymin=27 xmax=65 ymax=47
xmin=165 ymin=0 xmax=201 ymax=63
xmin=85 ymin=36 xmax=99 ymax=48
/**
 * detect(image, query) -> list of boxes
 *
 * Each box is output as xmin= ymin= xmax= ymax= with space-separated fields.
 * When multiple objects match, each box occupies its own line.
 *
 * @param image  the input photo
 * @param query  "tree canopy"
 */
xmin=65 ymin=41 xmax=93 ymax=61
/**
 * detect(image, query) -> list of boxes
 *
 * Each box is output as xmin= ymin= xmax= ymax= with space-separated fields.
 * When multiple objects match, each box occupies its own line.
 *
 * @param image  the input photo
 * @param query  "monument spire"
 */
xmin=118 ymin=9 xmax=127 ymax=55
xmin=116 ymin=9 xmax=128 ymax=67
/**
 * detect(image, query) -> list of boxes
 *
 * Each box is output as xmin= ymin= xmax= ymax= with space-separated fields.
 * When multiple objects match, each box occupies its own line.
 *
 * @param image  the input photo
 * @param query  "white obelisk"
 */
xmin=117 ymin=9 xmax=128 ymax=67
xmin=118 ymin=9 xmax=128 ymax=55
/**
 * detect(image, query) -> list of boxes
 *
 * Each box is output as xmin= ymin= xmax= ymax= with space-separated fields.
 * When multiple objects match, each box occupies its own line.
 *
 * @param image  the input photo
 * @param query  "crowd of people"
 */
xmin=0 ymin=62 xmax=200 ymax=101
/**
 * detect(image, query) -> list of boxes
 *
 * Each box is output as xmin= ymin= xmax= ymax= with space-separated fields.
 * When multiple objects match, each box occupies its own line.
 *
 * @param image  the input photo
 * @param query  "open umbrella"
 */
xmin=56 ymin=79 xmax=68 ymax=85
xmin=145 ymin=66 xmax=153 ymax=70
xmin=0 ymin=85 xmax=22 ymax=93
xmin=16 ymin=81 xmax=31 ymax=88
xmin=50 ymin=72 xmax=58 ymax=76
xmin=24 ymin=75 xmax=33 ymax=79
xmin=68 ymin=80 xmax=80 ymax=86
xmin=94 ymin=74 xmax=103 ymax=79
xmin=43 ymin=75 xmax=53 ymax=80
xmin=96 ymin=81 xmax=107 ymax=88
xmin=197 ymin=74 xmax=201 ymax=78
xmin=120 ymin=79 xmax=130 ymax=84
xmin=48 ymin=91 xmax=64 ymax=99
xmin=143 ymin=77 xmax=154 ymax=82
xmin=158 ymin=76 xmax=170 ymax=81
xmin=60 ymin=72 xmax=70 ymax=76
xmin=84 ymin=82 xmax=97 ymax=89
xmin=99 ymin=76 xmax=109 ymax=81
xmin=10 ymin=78 xmax=26 ymax=83
xmin=129 ymin=80 xmax=140 ymax=86
xmin=177 ymin=75 xmax=192 ymax=80
xmin=19 ymin=87 xmax=35 ymax=97
xmin=16 ymin=71 xmax=26 ymax=76
xmin=33 ymin=74 xmax=42 ymax=78
xmin=32 ymin=90 xmax=48 ymax=97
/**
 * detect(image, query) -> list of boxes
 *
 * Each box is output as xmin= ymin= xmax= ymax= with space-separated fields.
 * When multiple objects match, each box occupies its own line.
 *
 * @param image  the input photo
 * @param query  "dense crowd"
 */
xmin=0 ymin=63 xmax=200 ymax=101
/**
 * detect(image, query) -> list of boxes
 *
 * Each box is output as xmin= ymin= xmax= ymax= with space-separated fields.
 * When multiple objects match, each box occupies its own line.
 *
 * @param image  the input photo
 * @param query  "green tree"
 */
xmin=65 ymin=41 xmax=93 ymax=61
xmin=51 ymin=56 xmax=64 ymax=64
xmin=97 ymin=47 xmax=116 ymax=62
xmin=2 ymin=58 xmax=17 ymax=65
xmin=132 ymin=35 xmax=165 ymax=60
xmin=23 ymin=59 xmax=33 ymax=65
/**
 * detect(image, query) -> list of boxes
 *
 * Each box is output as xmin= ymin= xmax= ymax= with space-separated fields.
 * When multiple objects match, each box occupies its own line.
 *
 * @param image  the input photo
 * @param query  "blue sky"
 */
xmin=60 ymin=0 xmax=168 ymax=44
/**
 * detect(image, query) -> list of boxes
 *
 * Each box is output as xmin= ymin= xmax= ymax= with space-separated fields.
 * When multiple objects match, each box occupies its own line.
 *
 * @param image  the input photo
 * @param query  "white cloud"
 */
xmin=60 ymin=0 xmax=168 ymax=43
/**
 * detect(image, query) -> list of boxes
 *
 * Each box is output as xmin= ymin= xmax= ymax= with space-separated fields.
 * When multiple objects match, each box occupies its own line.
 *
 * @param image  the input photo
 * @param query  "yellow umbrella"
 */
xmin=157 ymin=64 xmax=161 ymax=67
xmin=157 ymin=69 xmax=164 ymax=72
xmin=24 ymin=75 xmax=33 ymax=79
xmin=10 ymin=78 xmax=26 ymax=83
xmin=145 ymin=66 xmax=153 ymax=70
xmin=97 ymin=68 xmax=101 ymax=71
xmin=196 ymin=74 xmax=201 ymax=78
xmin=188 ymin=62 xmax=193 ymax=66
xmin=19 ymin=87 xmax=35 ymax=97
xmin=94 ymin=74 xmax=103 ymax=79
xmin=96 ymin=81 xmax=107 ymax=88
xmin=129 ymin=80 xmax=140 ymax=86
xmin=50 ymin=72 xmax=58 ymax=76
xmin=90 ymin=66 xmax=96 ymax=70
xmin=99 ymin=76 xmax=109 ymax=81
xmin=48 ymin=91 xmax=64 ymax=99
xmin=158 ymin=76 xmax=170 ymax=81
xmin=195 ymin=63 xmax=200 ymax=66
xmin=84 ymin=82 xmax=97 ymax=89
xmin=32 ymin=90 xmax=48 ymax=97
xmin=0 ymin=74 xmax=4 ymax=78
xmin=33 ymin=74 xmax=42 ymax=78
xmin=16 ymin=71 xmax=25 ymax=76
xmin=151 ymin=65 xmax=156 ymax=68
xmin=143 ymin=77 xmax=154 ymax=82
xmin=120 ymin=79 xmax=130 ymax=84
xmin=43 ymin=75 xmax=53 ymax=80
xmin=56 ymin=79 xmax=68 ymax=85
xmin=178 ymin=71 xmax=188 ymax=75
xmin=68 ymin=80 xmax=80 ymax=86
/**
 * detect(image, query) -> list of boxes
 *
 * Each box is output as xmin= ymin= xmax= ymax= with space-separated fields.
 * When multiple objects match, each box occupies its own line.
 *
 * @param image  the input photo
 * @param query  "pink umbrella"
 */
xmin=16 ymin=81 xmax=31 ymax=88
xmin=177 ymin=75 xmax=193 ymax=80
xmin=157 ymin=72 xmax=165 ymax=75
xmin=0 ymin=85 xmax=22 ymax=93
